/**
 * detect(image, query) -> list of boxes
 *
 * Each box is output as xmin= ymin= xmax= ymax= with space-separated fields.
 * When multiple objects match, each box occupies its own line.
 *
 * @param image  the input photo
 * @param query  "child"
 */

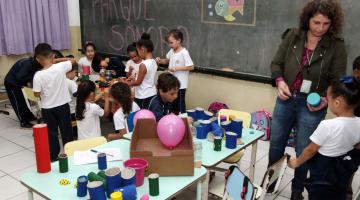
xmin=156 ymin=29 xmax=194 ymax=114
xmin=126 ymin=33 xmax=158 ymax=109
xmin=76 ymin=80 xmax=110 ymax=140
xmin=32 ymin=43 xmax=75 ymax=161
xmin=91 ymin=53 xmax=126 ymax=78
xmin=107 ymin=82 xmax=140 ymax=140
xmin=125 ymin=42 xmax=142 ymax=80
xmin=353 ymin=56 xmax=360 ymax=80
xmin=346 ymin=57 xmax=360 ymax=200
xmin=78 ymin=42 xmax=96 ymax=74
xmin=66 ymin=63 xmax=78 ymax=139
xmin=148 ymin=72 xmax=180 ymax=121
xmin=288 ymin=77 xmax=360 ymax=200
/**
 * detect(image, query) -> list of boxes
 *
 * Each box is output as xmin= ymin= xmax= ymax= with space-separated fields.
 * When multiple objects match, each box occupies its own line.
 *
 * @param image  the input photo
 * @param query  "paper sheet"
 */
xmin=73 ymin=148 xmax=122 ymax=165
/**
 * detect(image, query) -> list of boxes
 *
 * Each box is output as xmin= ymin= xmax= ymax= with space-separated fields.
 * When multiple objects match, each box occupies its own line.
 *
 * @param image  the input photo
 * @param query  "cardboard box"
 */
xmin=130 ymin=118 xmax=194 ymax=176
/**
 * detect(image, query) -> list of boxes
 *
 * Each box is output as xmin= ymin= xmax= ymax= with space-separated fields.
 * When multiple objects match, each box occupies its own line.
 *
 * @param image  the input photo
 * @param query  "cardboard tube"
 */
xmin=33 ymin=124 xmax=51 ymax=173
xmin=148 ymin=173 xmax=159 ymax=196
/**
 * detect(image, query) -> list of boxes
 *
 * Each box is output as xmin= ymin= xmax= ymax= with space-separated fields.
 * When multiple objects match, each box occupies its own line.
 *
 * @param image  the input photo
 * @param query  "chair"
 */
xmin=21 ymin=87 xmax=41 ymax=122
xmin=126 ymin=111 xmax=138 ymax=133
xmin=209 ymin=154 xmax=289 ymax=200
xmin=64 ymin=136 xmax=107 ymax=156
xmin=257 ymin=154 xmax=290 ymax=200
xmin=354 ymin=173 xmax=360 ymax=200
xmin=210 ymin=165 xmax=255 ymax=200
xmin=217 ymin=109 xmax=252 ymax=167
xmin=218 ymin=109 xmax=252 ymax=128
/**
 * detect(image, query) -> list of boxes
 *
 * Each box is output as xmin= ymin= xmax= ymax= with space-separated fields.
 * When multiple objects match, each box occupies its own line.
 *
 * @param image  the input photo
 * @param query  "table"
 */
xmin=124 ymin=128 xmax=264 ymax=200
xmin=198 ymin=128 xmax=264 ymax=200
xmin=21 ymin=140 xmax=207 ymax=200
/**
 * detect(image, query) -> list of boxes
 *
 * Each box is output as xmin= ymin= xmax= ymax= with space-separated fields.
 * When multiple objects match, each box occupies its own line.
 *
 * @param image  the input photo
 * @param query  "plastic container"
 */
xmin=123 ymin=158 xmax=148 ymax=187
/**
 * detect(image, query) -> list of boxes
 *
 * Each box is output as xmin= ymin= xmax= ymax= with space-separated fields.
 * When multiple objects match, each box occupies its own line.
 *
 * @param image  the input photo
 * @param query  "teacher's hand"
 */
xmin=277 ymin=81 xmax=291 ymax=100
xmin=307 ymin=97 xmax=328 ymax=112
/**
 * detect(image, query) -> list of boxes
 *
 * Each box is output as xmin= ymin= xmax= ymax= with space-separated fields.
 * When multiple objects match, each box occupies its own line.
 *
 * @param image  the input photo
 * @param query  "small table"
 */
xmin=123 ymin=128 xmax=264 ymax=200
xmin=197 ymin=128 xmax=264 ymax=200
xmin=21 ymin=140 xmax=207 ymax=200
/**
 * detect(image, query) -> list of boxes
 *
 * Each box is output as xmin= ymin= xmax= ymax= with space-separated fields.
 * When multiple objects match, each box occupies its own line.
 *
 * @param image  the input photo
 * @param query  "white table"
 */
xmin=21 ymin=140 xmax=207 ymax=200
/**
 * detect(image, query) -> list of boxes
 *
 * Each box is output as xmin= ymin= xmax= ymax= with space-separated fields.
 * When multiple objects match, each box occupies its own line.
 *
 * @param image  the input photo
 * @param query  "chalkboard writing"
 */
xmin=80 ymin=0 xmax=358 ymax=79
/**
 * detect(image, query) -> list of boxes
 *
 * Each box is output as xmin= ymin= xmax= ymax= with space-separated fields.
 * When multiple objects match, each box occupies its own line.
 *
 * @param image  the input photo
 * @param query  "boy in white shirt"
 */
xmin=33 ymin=43 xmax=75 ymax=161
xmin=289 ymin=77 xmax=360 ymax=200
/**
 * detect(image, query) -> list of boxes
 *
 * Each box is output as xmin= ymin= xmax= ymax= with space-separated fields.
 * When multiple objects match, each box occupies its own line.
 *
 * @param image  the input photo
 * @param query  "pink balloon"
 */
xmin=157 ymin=114 xmax=185 ymax=149
xmin=133 ymin=109 xmax=156 ymax=125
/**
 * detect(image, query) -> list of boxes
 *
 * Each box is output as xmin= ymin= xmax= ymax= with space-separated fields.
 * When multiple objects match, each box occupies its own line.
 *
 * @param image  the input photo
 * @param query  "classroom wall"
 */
xmin=186 ymin=73 xmax=277 ymax=112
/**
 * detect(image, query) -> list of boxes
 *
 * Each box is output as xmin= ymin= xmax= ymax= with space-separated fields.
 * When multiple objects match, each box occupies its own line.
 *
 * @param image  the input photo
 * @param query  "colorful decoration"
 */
xmin=59 ymin=179 xmax=71 ymax=185
xmin=215 ymin=0 xmax=244 ymax=21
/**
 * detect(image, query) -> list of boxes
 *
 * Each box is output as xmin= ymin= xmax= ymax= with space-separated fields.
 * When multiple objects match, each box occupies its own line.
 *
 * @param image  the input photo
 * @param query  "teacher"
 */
xmin=269 ymin=0 xmax=346 ymax=199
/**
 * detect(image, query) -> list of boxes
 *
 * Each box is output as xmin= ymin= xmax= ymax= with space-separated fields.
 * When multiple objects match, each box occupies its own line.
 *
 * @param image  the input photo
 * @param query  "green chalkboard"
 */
xmin=80 ymin=0 xmax=358 ymax=81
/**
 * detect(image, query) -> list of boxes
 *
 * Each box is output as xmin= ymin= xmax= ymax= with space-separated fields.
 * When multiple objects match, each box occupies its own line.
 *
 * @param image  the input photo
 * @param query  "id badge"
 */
xmin=300 ymin=80 xmax=312 ymax=94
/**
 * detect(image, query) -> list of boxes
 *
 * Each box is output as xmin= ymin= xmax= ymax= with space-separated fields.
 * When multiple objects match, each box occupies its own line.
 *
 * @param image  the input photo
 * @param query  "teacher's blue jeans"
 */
xmin=268 ymin=95 xmax=326 ymax=193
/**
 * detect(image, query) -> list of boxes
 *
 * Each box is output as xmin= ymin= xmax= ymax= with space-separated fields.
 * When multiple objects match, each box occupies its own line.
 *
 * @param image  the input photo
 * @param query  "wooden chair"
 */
xmin=64 ymin=136 xmax=107 ymax=156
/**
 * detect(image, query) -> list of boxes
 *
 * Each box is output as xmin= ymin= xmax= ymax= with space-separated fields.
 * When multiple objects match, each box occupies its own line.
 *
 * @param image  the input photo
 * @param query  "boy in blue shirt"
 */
xmin=148 ymin=73 xmax=180 ymax=121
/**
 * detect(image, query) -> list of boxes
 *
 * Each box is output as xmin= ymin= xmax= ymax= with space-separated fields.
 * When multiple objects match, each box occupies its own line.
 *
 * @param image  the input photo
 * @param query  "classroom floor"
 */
xmin=0 ymin=104 xmax=359 ymax=200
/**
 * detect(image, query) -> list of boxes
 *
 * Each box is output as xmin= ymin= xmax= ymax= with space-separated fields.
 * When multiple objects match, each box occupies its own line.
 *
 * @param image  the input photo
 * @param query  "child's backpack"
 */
xmin=208 ymin=102 xmax=229 ymax=115
xmin=250 ymin=109 xmax=272 ymax=141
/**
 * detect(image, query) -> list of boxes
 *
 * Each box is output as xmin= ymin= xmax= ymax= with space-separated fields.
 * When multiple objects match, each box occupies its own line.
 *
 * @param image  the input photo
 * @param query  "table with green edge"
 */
xmin=124 ymin=127 xmax=264 ymax=200
xmin=20 ymin=139 xmax=207 ymax=200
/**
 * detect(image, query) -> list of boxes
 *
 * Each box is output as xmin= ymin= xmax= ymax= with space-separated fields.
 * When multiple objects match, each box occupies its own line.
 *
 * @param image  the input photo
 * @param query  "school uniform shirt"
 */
xmin=33 ymin=61 xmax=72 ymax=109
xmin=148 ymin=94 xmax=172 ymax=121
xmin=166 ymin=48 xmax=194 ymax=89
xmin=310 ymin=117 xmax=360 ymax=157
xmin=93 ymin=57 xmax=126 ymax=78
xmin=113 ymin=102 xmax=140 ymax=132
xmin=5 ymin=57 xmax=39 ymax=87
xmin=66 ymin=79 xmax=77 ymax=114
xmin=135 ymin=59 xmax=158 ymax=99
xmin=78 ymin=56 xmax=94 ymax=74
xmin=125 ymin=59 xmax=141 ymax=78
xmin=77 ymin=102 xmax=104 ymax=139
xmin=107 ymin=57 xmax=127 ymax=78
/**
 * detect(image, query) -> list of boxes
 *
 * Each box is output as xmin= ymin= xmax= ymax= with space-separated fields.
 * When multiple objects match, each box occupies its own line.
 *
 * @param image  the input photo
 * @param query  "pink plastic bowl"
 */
xmin=123 ymin=158 xmax=148 ymax=187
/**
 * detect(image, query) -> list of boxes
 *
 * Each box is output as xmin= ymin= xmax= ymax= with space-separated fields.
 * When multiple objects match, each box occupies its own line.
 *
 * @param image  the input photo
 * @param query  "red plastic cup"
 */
xmin=123 ymin=158 xmax=148 ymax=187
xmin=82 ymin=66 xmax=90 ymax=75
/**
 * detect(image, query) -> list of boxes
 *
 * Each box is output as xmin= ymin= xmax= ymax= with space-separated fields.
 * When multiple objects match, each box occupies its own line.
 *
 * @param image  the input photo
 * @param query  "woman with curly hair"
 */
xmin=268 ymin=0 xmax=347 ymax=199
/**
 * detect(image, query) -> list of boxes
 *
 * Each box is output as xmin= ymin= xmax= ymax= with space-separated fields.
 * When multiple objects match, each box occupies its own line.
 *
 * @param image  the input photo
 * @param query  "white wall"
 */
xmin=67 ymin=0 xmax=80 ymax=26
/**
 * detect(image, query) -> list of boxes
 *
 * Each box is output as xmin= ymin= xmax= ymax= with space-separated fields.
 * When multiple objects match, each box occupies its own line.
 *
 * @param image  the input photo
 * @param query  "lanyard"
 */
xmin=305 ymin=40 xmax=316 ymax=66
xmin=306 ymin=49 xmax=314 ymax=66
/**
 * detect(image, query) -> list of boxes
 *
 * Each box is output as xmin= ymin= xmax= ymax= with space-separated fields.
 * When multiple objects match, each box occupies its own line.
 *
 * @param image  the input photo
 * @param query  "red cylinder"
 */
xmin=33 ymin=124 xmax=51 ymax=173
xmin=82 ymin=66 xmax=90 ymax=75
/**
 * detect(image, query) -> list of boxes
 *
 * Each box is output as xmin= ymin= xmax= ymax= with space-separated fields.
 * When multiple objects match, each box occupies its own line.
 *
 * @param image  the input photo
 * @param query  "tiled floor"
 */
xmin=0 ymin=105 xmax=359 ymax=200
